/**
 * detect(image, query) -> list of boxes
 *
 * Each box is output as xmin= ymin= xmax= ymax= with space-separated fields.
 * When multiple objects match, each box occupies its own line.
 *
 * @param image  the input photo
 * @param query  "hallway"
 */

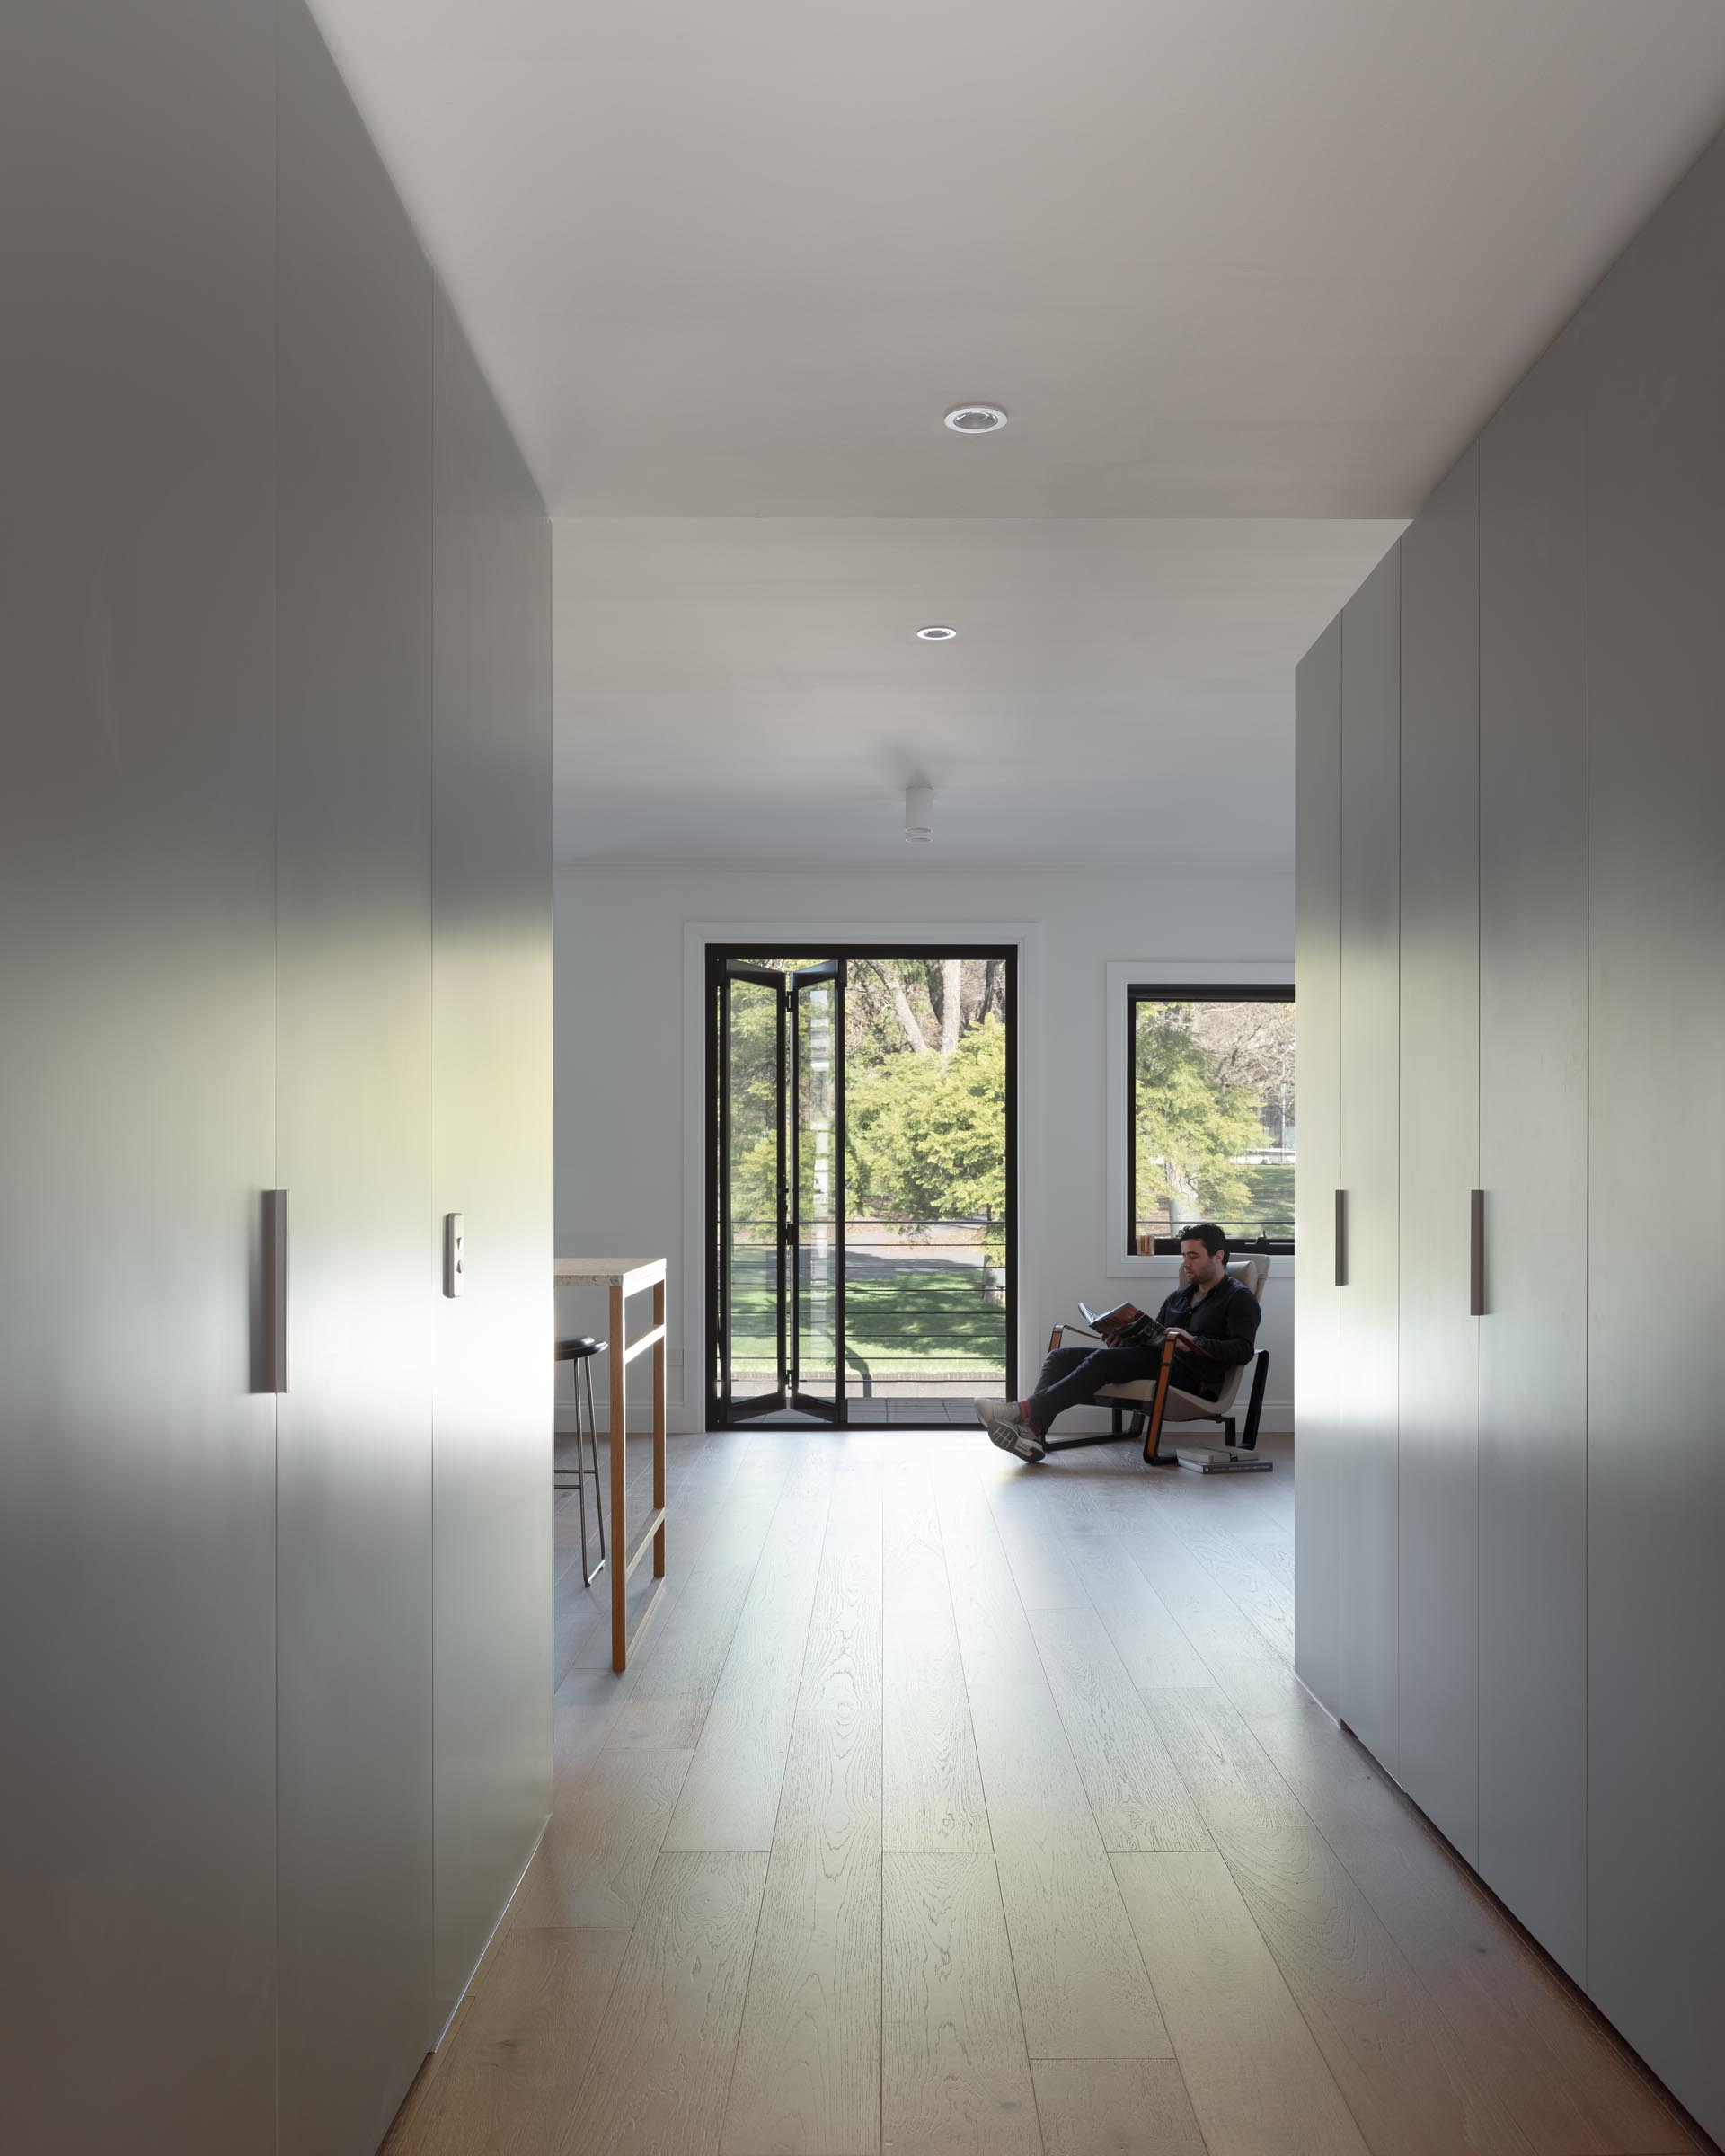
xmin=385 ymin=1430 xmax=1699 ymax=2156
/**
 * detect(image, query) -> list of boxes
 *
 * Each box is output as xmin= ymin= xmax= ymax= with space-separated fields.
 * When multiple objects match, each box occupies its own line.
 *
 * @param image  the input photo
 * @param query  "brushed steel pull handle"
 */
xmin=1470 ymin=1188 xmax=1486 ymax=1318
xmin=1334 ymin=1189 xmax=1348 ymax=1287
xmin=264 ymin=1188 xmax=288 ymax=1392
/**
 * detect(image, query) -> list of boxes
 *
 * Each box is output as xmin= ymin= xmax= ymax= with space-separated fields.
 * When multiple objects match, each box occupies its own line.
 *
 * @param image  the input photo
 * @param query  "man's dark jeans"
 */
xmin=1026 ymin=1343 xmax=1216 ymax=1434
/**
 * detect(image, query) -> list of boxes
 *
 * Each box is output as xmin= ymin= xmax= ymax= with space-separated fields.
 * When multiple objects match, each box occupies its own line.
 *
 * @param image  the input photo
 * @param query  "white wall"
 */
xmin=554 ymin=864 xmax=1296 ymax=1434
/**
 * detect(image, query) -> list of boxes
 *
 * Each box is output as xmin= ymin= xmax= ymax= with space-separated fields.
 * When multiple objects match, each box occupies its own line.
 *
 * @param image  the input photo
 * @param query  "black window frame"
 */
xmin=1126 ymin=981 xmax=1296 ymax=1257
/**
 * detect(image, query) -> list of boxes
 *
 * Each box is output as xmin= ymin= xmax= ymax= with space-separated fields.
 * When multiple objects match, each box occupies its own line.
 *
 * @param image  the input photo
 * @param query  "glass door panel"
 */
xmin=791 ymin=964 xmax=845 ymax=1420
xmin=721 ymin=967 xmax=786 ymax=1418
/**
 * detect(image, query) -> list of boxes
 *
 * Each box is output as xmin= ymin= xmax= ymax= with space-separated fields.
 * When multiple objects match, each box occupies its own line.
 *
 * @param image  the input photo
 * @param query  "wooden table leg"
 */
xmin=610 ymin=1279 xmax=627 ymax=1673
xmin=652 ymin=1277 xmax=667 ymax=1579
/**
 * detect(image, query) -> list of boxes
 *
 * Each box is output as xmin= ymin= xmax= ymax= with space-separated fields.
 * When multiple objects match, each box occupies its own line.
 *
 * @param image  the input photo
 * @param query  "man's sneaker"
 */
xmin=980 ymin=1402 xmax=1046 ymax=1463
xmin=972 ymin=1396 xmax=1021 ymax=1427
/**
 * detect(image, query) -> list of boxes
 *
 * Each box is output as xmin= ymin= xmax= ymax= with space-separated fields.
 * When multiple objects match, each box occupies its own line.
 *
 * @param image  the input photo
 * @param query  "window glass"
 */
xmin=1128 ymin=992 xmax=1295 ymax=1253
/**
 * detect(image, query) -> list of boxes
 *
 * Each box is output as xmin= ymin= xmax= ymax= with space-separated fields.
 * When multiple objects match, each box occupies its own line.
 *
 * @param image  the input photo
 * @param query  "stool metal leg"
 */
xmin=580 ymin=1356 xmax=606 ymax=1586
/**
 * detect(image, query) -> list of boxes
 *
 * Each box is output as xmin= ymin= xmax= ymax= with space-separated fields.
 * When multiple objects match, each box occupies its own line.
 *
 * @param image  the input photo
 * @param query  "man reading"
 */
xmin=975 ymin=1222 xmax=1260 ymax=1462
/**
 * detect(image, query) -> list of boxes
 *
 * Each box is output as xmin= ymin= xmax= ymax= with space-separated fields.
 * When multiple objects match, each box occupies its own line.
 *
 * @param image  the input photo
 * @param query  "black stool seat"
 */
xmin=555 ymin=1335 xmax=606 ymax=1361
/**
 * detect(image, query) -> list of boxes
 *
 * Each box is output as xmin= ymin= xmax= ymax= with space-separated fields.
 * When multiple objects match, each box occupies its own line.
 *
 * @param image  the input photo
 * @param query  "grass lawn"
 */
xmin=729 ymin=1248 xmax=1007 ymax=1383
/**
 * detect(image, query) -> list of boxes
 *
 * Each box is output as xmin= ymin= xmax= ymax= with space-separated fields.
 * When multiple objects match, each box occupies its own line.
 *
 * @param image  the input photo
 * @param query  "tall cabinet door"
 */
xmin=274 ymin=4 xmax=436 ymax=2150
xmin=1585 ymin=134 xmax=1725 ymax=2132
xmin=1396 ymin=450 xmax=1481 ymax=1860
xmin=0 ymin=5 xmax=279 ymax=2149
xmin=1338 ymin=546 xmax=1402 ymax=1776
xmin=429 ymin=290 xmax=555 ymax=2029
xmin=1477 ymin=324 xmax=1588 ymax=1983
xmin=1294 ymin=616 xmax=1344 ymax=1715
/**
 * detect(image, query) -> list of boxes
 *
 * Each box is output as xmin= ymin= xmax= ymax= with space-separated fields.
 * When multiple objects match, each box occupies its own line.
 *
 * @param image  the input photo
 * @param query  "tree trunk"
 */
xmin=940 ymin=958 xmax=963 ymax=1059
xmin=876 ymin=962 xmax=932 ymax=1056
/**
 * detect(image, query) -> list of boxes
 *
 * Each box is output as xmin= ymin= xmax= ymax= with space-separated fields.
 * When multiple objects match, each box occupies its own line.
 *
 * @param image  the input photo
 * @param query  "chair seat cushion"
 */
xmin=555 ymin=1334 xmax=606 ymax=1360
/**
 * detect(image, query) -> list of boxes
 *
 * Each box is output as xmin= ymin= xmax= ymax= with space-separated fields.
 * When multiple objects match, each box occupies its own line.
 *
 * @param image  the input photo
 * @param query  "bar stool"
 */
xmin=554 ymin=1334 xmax=607 ymax=1587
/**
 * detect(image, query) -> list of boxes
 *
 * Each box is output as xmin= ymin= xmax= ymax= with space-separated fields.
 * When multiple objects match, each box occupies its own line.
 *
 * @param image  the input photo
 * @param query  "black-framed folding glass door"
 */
xmin=789 ymin=962 xmax=845 ymax=1418
xmin=712 ymin=959 xmax=848 ymax=1423
xmin=708 ymin=944 xmax=1016 ymax=1429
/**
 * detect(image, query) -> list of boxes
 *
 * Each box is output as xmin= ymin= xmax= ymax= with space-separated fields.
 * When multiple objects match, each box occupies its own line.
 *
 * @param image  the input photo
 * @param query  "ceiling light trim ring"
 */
xmin=943 ymin=405 xmax=1008 ymax=434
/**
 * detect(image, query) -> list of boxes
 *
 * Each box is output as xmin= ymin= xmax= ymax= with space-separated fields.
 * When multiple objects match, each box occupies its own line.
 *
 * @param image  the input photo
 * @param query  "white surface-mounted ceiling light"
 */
xmin=916 ymin=624 xmax=958 ymax=641
xmin=905 ymin=784 xmax=934 ymax=843
xmin=943 ymin=405 xmax=1007 ymax=434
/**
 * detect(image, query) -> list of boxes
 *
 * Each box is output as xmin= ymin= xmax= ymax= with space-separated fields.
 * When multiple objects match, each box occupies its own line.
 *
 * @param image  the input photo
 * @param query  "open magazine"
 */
xmin=1075 ymin=1299 xmax=1168 ymax=1351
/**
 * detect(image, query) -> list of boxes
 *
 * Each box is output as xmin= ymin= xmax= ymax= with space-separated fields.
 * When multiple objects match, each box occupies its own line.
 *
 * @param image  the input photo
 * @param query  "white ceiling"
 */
xmin=311 ymin=0 xmax=1725 ymax=864
xmin=557 ymin=517 xmax=1400 ymax=870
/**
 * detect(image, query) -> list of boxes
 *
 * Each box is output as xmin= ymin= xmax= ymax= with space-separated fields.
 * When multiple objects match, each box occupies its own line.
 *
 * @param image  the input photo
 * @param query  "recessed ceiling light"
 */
xmin=916 ymin=625 xmax=958 ymax=641
xmin=943 ymin=405 xmax=1007 ymax=434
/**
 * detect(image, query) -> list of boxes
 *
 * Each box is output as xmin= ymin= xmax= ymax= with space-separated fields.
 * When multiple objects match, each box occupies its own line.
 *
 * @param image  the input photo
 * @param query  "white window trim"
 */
xmin=1105 ymin=958 xmax=1296 ymax=1282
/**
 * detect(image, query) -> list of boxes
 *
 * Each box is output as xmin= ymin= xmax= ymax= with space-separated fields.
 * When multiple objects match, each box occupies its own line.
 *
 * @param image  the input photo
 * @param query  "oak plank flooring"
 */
xmin=1030 ymin=2058 xmax=1208 ymax=2156
xmin=721 ymin=1707 xmax=883 ymax=2156
xmin=564 ymin=1850 xmax=767 ymax=2156
xmin=663 ymin=1465 xmax=836 ymax=1851
xmin=1245 ymin=1700 xmax=1703 ymax=2155
xmin=1147 ymin=1686 xmax=1535 ymax=2156
xmin=1026 ymin=1604 xmax=1213 ymax=1853
xmin=882 ymin=1461 xmax=989 ymax=1854
xmin=881 ymin=1853 xmax=1041 ymax=2156
xmin=392 ymin=1425 xmax=1704 ymax=2156
xmin=381 ymin=1927 xmax=630 ymax=2156
xmin=508 ymin=1748 xmax=694 ymax=1930
xmin=797 ymin=1461 xmax=884 ymax=1714
xmin=934 ymin=1472 xmax=1171 ymax=2058
xmin=1111 ymin=1851 xmax=1372 ymax=2156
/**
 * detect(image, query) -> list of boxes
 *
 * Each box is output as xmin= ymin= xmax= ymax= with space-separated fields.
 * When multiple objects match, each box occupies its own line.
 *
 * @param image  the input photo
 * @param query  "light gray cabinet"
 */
xmin=1477 ymin=322 xmax=1588 ymax=1984
xmin=1337 ymin=545 xmax=1402 ymax=1780
xmin=273 ymin=4 xmax=438 ymax=2147
xmin=0 ymin=3 xmax=552 ymax=2151
xmin=1293 ymin=619 xmax=1343 ymax=1712
xmin=1298 ymin=120 xmax=1725 ymax=2145
xmin=429 ymin=292 xmax=555 ymax=2028
xmin=1395 ymin=447 xmax=1481 ymax=1862
xmin=0 ymin=7 xmax=282 ymax=2151
xmin=1585 ymin=132 xmax=1725 ymax=2132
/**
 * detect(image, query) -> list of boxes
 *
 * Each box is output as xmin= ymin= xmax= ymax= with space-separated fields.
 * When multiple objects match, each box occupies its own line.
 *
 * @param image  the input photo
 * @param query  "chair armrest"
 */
xmin=1047 ymin=1321 xmax=1103 ymax=1353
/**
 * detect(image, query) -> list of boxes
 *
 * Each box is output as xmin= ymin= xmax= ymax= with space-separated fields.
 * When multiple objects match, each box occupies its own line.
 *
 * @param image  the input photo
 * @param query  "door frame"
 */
xmin=703 ymin=940 xmax=1020 ymax=1429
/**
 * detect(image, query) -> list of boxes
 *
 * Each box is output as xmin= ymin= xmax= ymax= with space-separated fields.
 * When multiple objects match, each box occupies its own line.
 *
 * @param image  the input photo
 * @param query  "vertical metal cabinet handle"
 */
xmin=263 ymin=1188 xmax=288 ymax=1392
xmin=1470 ymin=1188 xmax=1486 ymax=1318
xmin=1334 ymin=1189 xmax=1348 ymax=1287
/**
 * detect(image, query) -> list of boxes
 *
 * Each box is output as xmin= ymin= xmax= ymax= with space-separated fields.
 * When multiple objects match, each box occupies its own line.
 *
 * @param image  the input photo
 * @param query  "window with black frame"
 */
xmin=1127 ymin=985 xmax=1295 ymax=1255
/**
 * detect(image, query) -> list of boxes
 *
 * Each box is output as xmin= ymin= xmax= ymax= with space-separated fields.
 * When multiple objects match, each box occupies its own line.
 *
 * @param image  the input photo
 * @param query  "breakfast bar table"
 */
xmin=554 ymin=1256 xmax=667 ymax=1672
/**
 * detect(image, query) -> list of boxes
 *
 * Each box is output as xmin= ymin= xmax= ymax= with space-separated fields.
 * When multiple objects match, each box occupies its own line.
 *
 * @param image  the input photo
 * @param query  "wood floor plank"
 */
xmin=798 ymin=1463 xmax=883 ymax=1713
xmin=1146 ymin=1687 xmax=1535 ymax=2156
xmin=1246 ymin=1701 xmax=1703 ymax=2156
xmin=1027 ymin=1605 xmax=1214 ymax=1852
xmin=664 ymin=1472 xmax=836 ymax=1851
xmin=978 ymin=1462 xmax=1092 ymax=1612
xmin=384 ymin=1926 xmax=630 ymax=2155
xmin=721 ymin=1708 xmax=882 ymax=2156
xmin=1111 ymin=1851 xmax=1371 ymax=2156
xmin=1053 ymin=1522 xmax=1214 ymax=1691
xmin=1030 ymin=2057 xmax=1208 ymax=2156
xmin=508 ymin=1749 xmax=694 ymax=1930
xmin=882 ymin=1462 xmax=989 ymax=1854
xmin=937 ymin=1474 xmax=1172 ymax=2058
xmin=881 ymin=1853 xmax=1042 ymax=2156
xmin=564 ymin=1851 xmax=768 ymax=2156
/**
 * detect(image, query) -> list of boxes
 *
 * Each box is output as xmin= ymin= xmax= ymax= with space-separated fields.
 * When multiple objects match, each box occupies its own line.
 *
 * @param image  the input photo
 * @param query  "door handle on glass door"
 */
xmin=1334 ymin=1189 xmax=1348 ymax=1287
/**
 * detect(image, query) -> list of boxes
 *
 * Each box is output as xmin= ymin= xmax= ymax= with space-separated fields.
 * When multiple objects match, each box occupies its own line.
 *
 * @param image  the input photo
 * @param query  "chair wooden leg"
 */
xmin=1142 ymin=1342 xmax=1179 ymax=1468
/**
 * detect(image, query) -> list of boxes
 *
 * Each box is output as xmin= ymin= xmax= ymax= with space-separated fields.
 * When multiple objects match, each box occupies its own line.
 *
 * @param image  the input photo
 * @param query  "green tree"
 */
xmin=1133 ymin=1002 xmax=1265 ymax=1235
xmin=846 ymin=1018 xmax=1008 ymax=1260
